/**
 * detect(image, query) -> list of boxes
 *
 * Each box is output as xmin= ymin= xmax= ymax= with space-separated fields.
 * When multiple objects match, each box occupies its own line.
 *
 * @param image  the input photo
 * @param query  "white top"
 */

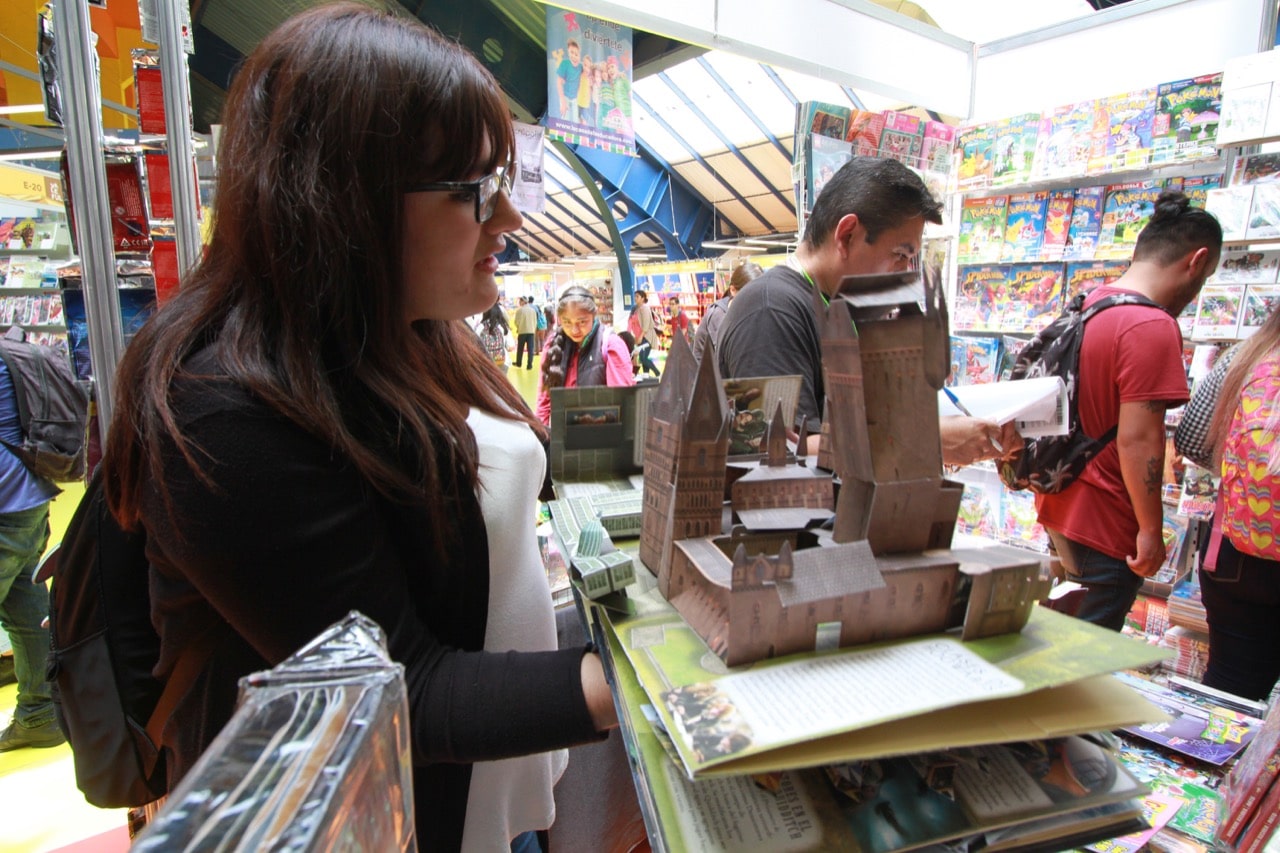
xmin=461 ymin=407 xmax=567 ymax=852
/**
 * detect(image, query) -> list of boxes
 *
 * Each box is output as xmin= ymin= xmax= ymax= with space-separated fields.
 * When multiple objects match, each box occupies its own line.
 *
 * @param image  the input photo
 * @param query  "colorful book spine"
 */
xmin=1218 ymin=702 xmax=1280 ymax=845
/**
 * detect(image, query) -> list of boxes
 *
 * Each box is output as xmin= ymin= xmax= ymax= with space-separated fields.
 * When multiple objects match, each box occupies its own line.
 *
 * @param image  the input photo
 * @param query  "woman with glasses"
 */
xmin=536 ymin=286 xmax=636 ymax=425
xmin=101 ymin=5 xmax=616 ymax=850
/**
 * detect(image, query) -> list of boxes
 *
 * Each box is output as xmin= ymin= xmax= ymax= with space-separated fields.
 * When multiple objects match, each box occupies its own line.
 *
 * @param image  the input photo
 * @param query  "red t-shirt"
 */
xmin=1036 ymin=286 xmax=1190 ymax=560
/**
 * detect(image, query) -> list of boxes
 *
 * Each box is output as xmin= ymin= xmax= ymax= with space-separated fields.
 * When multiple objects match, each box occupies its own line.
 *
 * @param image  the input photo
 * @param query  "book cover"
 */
xmin=845 ymin=109 xmax=886 ymax=157
xmin=1084 ymin=790 xmax=1182 ymax=853
xmin=955 ymin=472 xmax=1003 ymax=538
xmin=1241 ymin=284 xmax=1280 ymax=336
xmin=997 ymin=334 xmax=1031 ymax=381
xmin=991 ymin=112 xmax=1041 ymax=187
xmin=1032 ymin=101 xmax=1095 ymax=182
xmin=1001 ymin=488 xmax=1049 ymax=552
xmin=1001 ymin=192 xmax=1049 ymax=263
xmin=959 ymin=334 xmax=1001 ymax=384
xmin=954 ymin=264 xmax=1012 ymax=331
xmin=1181 ymin=173 xmax=1223 ymax=209
xmin=1064 ymin=186 xmax=1106 ymax=261
xmin=1247 ymin=181 xmax=1280 ymax=240
xmin=1236 ymin=152 xmax=1280 ymax=184
xmin=807 ymin=133 xmax=853 ymax=212
xmin=1063 ymin=260 xmax=1129 ymax=301
xmin=958 ymin=195 xmax=1008 ymax=264
xmin=920 ymin=120 xmax=957 ymax=175
xmin=1159 ymin=778 xmax=1223 ymax=844
xmin=820 ymin=738 xmax=1145 ymax=853
xmin=1219 ymin=701 xmax=1280 ymax=845
xmin=877 ymin=110 xmax=924 ymax=167
xmin=1097 ymin=87 xmax=1157 ymax=173
xmin=1194 ymin=283 xmax=1248 ymax=339
xmin=1041 ymin=190 xmax=1074 ymax=262
xmin=1114 ymin=672 xmax=1264 ymax=766
xmin=1097 ymin=180 xmax=1162 ymax=259
xmin=1151 ymin=73 xmax=1223 ymax=163
xmin=1005 ymin=263 xmax=1065 ymax=333
xmin=806 ymin=101 xmax=850 ymax=141
xmin=1178 ymin=461 xmax=1221 ymax=518
xmin=956 ymin=121 xmax=996 ymax=190
xmin=1217 ymin=80 xmax=1272 ymax=145
xmin=1205 ymin=185 xmax=1256 ymax=241
xmin=1215 ymin=249 xmax=1280 ymax=284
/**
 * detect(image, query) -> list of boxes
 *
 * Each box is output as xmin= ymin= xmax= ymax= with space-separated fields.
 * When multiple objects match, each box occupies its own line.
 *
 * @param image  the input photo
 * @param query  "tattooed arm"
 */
xmin=1117 ymin=399 xmax=1171 ymax=577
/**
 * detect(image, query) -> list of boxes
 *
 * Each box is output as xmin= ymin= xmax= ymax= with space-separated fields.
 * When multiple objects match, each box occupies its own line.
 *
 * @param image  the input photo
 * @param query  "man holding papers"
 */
xmin=1035 ymin=192 xmax=1221 ymax=630
xmin=719 ymin=157 xmax=1021 ymax=465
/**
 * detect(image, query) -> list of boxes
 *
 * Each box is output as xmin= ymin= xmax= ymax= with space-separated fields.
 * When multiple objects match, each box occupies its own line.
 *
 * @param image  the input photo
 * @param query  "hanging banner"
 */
xmin=545 ymin=8 xmax=635 ymax=156
xmin=512 ymin=121 xmax=546 ymax=214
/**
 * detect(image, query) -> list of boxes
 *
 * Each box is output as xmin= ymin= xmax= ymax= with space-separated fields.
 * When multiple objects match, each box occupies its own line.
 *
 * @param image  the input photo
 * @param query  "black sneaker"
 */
xmin=0 ymin=655 xmax=14 ymax=687
xmin=0 ymin=718 xmax=67 ymax=751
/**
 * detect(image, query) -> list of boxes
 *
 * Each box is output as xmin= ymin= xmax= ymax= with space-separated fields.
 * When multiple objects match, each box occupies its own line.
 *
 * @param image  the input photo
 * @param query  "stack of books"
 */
xmin=1217 ymin=700 xmax=1280 ymax=852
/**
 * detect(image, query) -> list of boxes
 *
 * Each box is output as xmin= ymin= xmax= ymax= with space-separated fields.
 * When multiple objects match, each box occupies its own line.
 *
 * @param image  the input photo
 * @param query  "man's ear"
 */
xmin=1185 ymin=246 xmax=1211 ymax=278
xmin=833 ymin=213 xmax=861 ymax=259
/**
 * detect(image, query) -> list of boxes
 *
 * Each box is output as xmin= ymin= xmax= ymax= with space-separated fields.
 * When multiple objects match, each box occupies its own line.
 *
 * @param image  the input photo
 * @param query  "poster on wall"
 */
xmin=544 ymin=8 xmax=635 ymax=156
xmin=512 ymin=121 xmax=546 ymax=214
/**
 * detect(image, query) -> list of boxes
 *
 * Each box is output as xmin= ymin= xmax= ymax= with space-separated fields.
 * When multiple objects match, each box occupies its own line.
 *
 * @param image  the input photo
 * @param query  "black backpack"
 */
xmin=41 ymin=468 xmax=213 ymax=808
xmin=998 ymin=291 xmax=1162 ymax=494
xmin=0 ymin=326 xmax=89 ymax=482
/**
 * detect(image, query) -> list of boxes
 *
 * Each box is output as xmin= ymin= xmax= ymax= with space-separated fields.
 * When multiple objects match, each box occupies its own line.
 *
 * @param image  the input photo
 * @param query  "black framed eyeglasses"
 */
xmin=404 ymin=169 xmax=514 ymax=223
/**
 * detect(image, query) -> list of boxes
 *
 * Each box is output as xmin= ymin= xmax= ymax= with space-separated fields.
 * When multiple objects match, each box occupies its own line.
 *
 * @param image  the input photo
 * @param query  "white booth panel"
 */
xmin=972 ymin=0 xmax=1275 ymax=121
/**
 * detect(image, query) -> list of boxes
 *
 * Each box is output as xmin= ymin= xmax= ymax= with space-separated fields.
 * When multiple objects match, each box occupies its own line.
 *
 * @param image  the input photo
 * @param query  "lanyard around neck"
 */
xmin=789 ymin=255 xmax=828 ymax=306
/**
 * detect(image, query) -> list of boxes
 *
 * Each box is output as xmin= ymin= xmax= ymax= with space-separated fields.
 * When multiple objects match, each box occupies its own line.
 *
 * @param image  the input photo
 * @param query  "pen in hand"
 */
xmin=942 ymin=386 xmax=1004 ymax=453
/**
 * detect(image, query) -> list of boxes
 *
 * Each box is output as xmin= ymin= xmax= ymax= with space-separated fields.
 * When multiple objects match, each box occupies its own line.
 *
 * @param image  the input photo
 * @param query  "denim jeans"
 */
xmin=1199 ymin=537 xmax=1280 ymax=701
xmin=0 ymin=502 xmax=52 ymax=727
xmin=1046 ymin=528 xmax=1144 ymax=632
xmin=515 ymin=334 xmax=537 ymax=369
xmin=510 ymin=830 xmax=543 ymax=853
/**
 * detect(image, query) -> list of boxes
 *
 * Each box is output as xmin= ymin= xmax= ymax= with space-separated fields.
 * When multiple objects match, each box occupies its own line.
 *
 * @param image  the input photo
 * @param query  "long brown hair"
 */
xmin=105 ymin=3 xmax=542 ymax=534
xmin=540 ymin=286 xmax=598 ymax=390
xmin=1207 ymin=303 xmax=1280 ymax=474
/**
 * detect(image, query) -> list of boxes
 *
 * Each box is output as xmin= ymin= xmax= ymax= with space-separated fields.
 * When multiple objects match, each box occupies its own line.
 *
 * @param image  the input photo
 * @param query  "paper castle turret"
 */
xmin=638 ymin=268 xmax=1050 ymax=666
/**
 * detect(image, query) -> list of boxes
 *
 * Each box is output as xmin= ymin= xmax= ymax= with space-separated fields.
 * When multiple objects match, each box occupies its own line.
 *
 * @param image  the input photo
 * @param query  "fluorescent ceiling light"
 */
xmin=744 ymin=235 xmax=796 ymax=247
xmin=0 ymin=104 xmax=45 ymax=117
xmin=0 ymin=148 xmax=62 ymax=161
xmin=701 ymin=240 xmax=766 ymax=253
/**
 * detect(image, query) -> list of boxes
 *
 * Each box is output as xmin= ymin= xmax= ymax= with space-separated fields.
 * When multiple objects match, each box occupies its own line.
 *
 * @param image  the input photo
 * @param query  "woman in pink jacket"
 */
xmin=536 ymin=286 xmax=635 ymax=425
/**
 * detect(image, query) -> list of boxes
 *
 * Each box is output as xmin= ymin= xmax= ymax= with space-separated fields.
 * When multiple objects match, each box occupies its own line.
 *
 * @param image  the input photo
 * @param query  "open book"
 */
xmin=939 ymin=376 xmax=1068 ymax=438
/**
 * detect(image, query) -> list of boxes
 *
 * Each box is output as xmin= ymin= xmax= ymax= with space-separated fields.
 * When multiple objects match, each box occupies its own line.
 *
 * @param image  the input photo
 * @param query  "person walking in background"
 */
xmin=99 ymin=6 xmax=616 ymax=848
xmin=1175 ymin=304 xmax=1280 ymax=700
xmin=693 ymin=261 xmax=762 ymax=363
xmin=533 ymin=298 xmax=548 ymax=353
xmin=632 ymin=289 xmax=657 ymax=354
xmin=626 ymin=292 xmax=660 ymax=378
xmin=0 ymin=355 xmax=64 ymax=752
xmin=667 ymin=295 xmax=691 ymax=345
xmin=1036 ymin=191 xmax=1221 ymax=631
xmin=476 ymin=302 xmax=512 ymax=373
xmin=513 ymin=296 xmax=539 ymax=369
xmin=537 ymin=286 xmax=635 ymax=425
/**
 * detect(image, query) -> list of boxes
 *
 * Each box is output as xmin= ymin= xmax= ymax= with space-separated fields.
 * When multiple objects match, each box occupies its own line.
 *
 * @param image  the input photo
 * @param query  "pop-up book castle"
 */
xmin=639 ymin=268 xmax=1051 ymax=666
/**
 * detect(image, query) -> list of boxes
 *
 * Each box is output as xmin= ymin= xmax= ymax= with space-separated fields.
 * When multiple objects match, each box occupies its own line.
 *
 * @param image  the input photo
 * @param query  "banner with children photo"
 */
xmin=545 ymin=8 xmax=635 ymax=156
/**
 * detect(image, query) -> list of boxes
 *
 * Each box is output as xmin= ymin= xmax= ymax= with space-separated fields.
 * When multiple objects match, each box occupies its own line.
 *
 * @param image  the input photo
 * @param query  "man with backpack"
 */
xmin=1033 ymin=192 xmax=1221 ymax=631
xmin=0 ymin=351 xmax=65 ymax=751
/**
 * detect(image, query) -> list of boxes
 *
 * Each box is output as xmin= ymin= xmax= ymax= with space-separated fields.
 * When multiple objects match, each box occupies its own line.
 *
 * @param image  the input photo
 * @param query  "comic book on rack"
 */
xmin=1205 ymin=185 xmax=1256 ymax=241
xmin=807 ymin=134 xmax=852 ymax=212
xmin=1193 ymin=284 xmax=1246 ymax=340
xmin=1181 ymin=173 xmax=1223 ymax=209
xmin=1063 ymin=185 xmax=1106 ymax=261
xmin=1095 ymin=87 xmax=1157 ymax=173
xmin=1031 ymin=101 xmax=1096 ymax=181
xmin=1236 ymin=152 xmax=1280 ymax=184
xmin=1218 ymin=80 xmax=1273 ymax=145
xmin=1096 ymin=180 xmax=1162 ymax=259
xmin=1215 ymin=249 xmax=1280 ymax=284
xmin=956 ymin=121 xmax=996 ymax=190
xmin=954 ymin=264 xmax=1011 ymax=331
xmin=990 ymin=112 xmax=1041 ymax=187
xmin=845 ymin=109 xmax=886 ymax=157
xmin=1246 ymin=182 xmax=1280 ymax=240
xmin=1063 ymin=260 xmax=1129 ymax=301
xmin=1001 ymin=192 xmax=1049 ymax=263
xmin=920 ymin=120 xmax=956 ymax=175
xmin=1151 ymin=73 xmax=1223 ymax=164
xmin=878 ymin=110 xmax=924 ymax=167
xmin=1040 ymin=189 xmax=1074 ymax=262
xmin=958 ymin=195 xmax=1008 ymax=264
xmin=1004 ymin=263 xmax=1065 ymax=333
xmin=1241 ymin=284 xmax=1280 ymax=336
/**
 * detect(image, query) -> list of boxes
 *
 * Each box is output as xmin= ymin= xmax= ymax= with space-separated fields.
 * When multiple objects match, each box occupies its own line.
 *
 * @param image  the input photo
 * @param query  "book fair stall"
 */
xmin=4 ymin=0 xmax=1280 ymax=850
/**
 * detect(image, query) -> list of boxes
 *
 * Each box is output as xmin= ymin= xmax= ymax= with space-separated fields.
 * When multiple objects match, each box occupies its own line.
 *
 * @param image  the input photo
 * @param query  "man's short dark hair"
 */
xmin=804 ymin=156 xmax=943 ymax=248
xmin=1132 ymin=191 xmax=1224 ymax=265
